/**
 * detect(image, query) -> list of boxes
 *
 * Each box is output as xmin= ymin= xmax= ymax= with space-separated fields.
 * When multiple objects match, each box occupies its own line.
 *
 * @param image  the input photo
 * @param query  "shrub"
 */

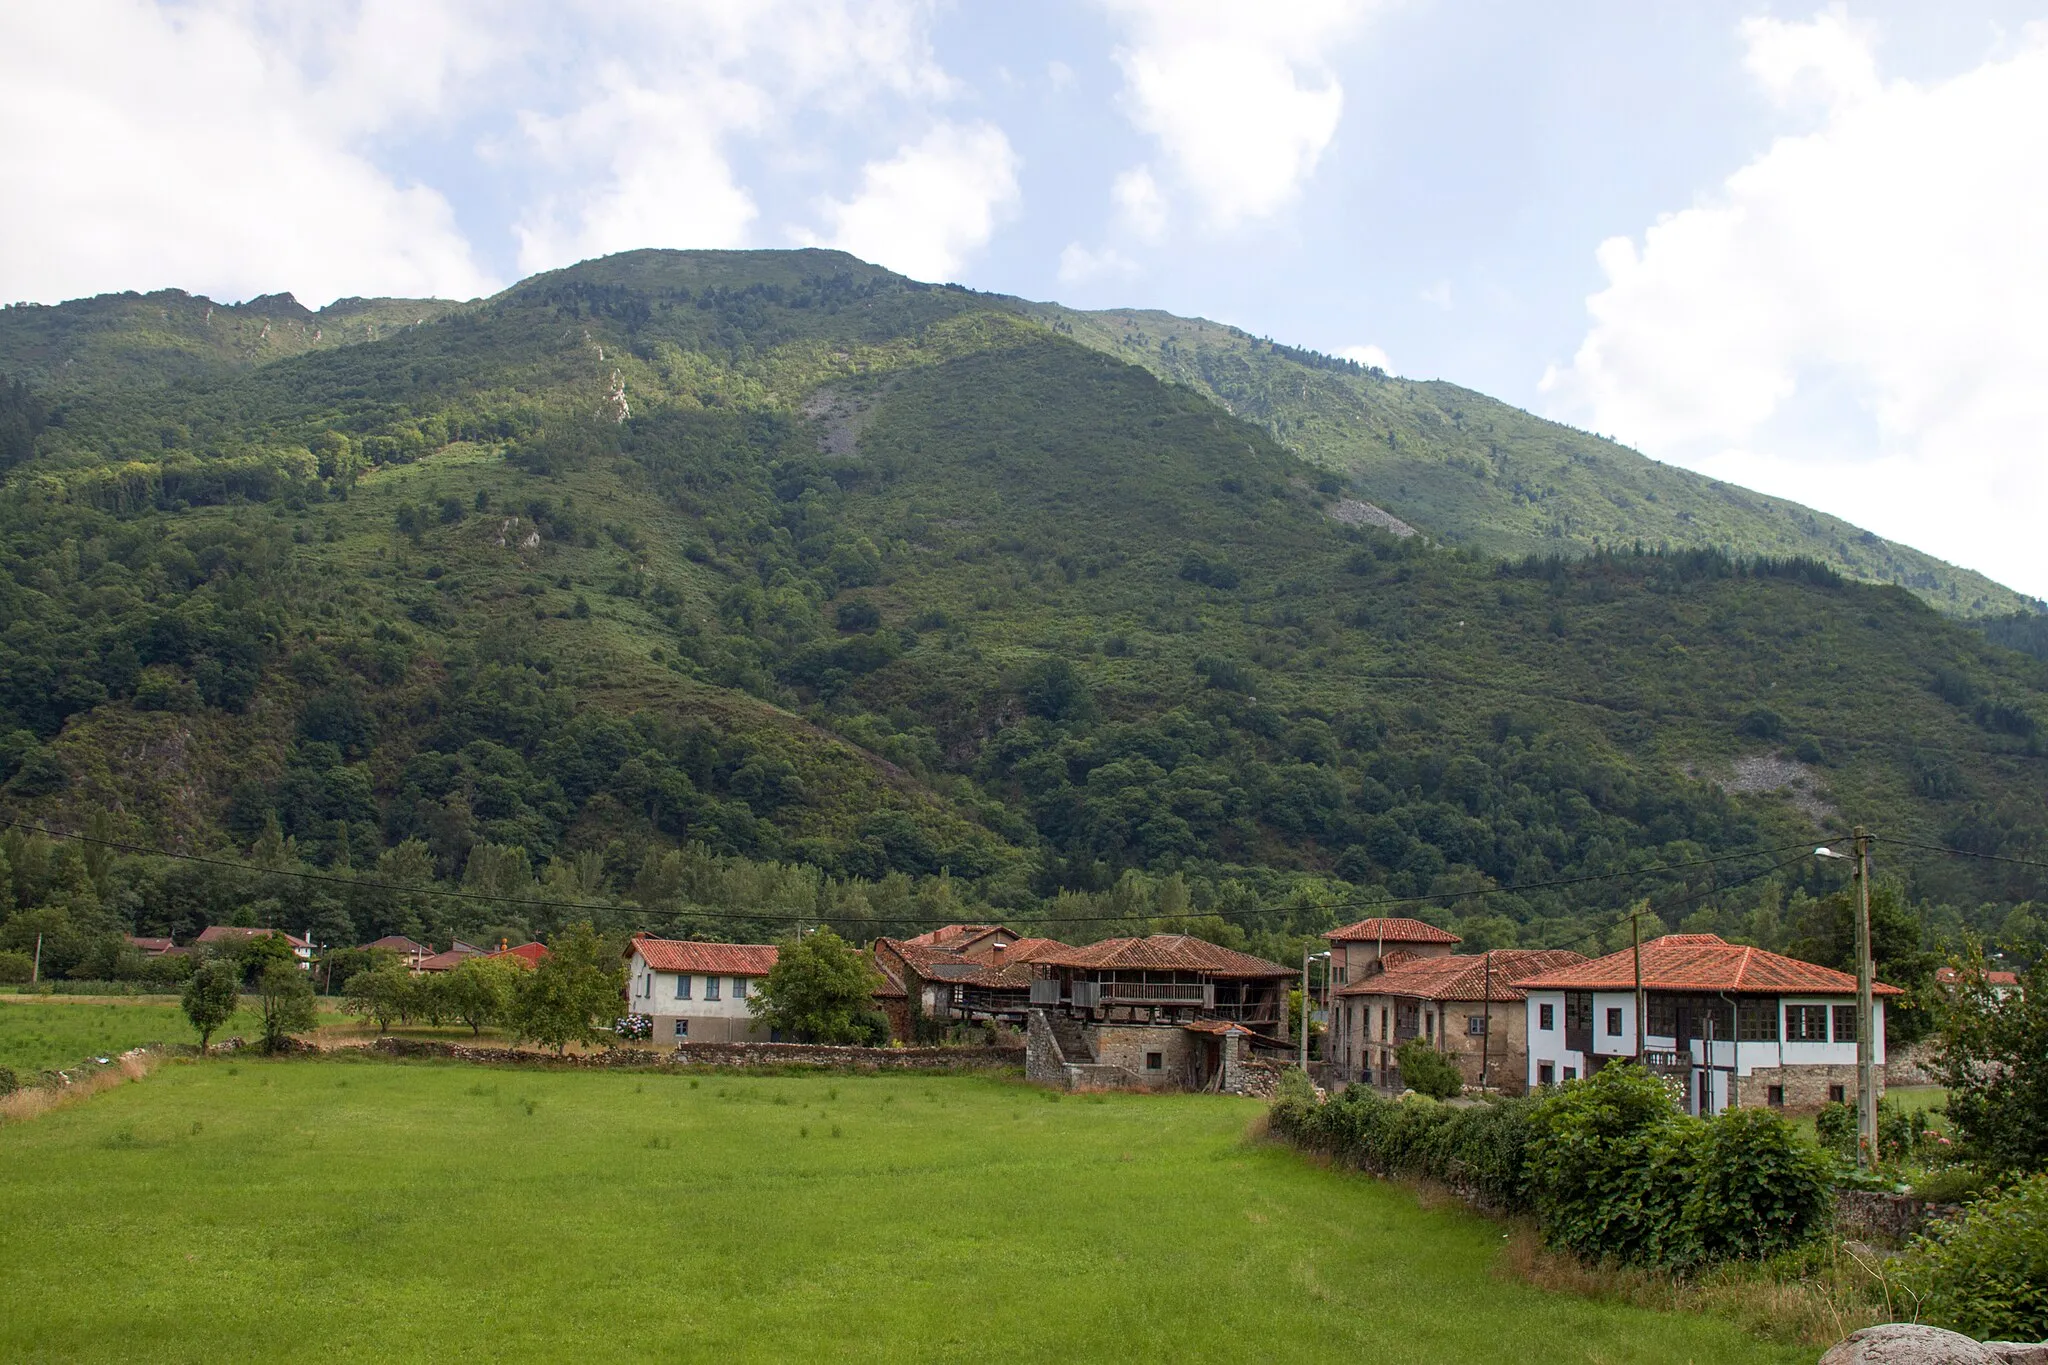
xmin=0 ymin=950 xmax=31 ymax=984
xmin=1270 ymin=1079 xmax=1538 ymax=1213
xmin=1688 ymin=1106 xmax=1834 ymax=1263
xmin=1899 ymin=1173 xmax=2048 ymax=1341
xmin=1814 ymin=1100 xmax=1856 ymax=1155
xmin=1395 ymin=1038 xmax=1464 ymax=1099
xmin=0 ymin=1064 xmax=18 ymax=1095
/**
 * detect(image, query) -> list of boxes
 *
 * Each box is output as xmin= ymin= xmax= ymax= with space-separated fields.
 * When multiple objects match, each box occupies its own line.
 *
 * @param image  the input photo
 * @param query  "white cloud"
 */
xmin=1058 ymin=242 xmax=1138 ymax=285
xmin=1338 ymin=344 xmax=1393 ymax=373
xmin=801 ymin=122 xmax=1021 ymax=281
xmin=0 ymin=0 xmax=499 ymax=306
xmin=1541 ymin=13 xmax=2048 ymax=599
xmin=1111 ymin=166 xmax=1168 ymax=241
xmin=1100 ymin=0 xmax=1371 ymax=228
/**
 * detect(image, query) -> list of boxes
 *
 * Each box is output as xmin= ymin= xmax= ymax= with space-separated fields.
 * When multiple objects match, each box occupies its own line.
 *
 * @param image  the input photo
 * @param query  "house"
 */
xmin=1321 ymin=917 xmax=1463 ymax=988
xmin=1025 ymin=935 xmax=1294 ymax=1091
xmin=194 ymin=925 xmax=313 ymax=969
xmin=1933 ymin=964 xmax=2021 ymax=1001
xmin=362 ymin=935 xmax=432 ymax=970
xmin=625 ymin=935 xmax=778 ymax=1043
xmin=125 ymin=935 xmax=178 ymax=957
xmin=872 ymin=930 xmax=1068 ymax=1037
xmin=414 ymin=940 xmax=487 ymax=973
xmin=488 ymin=941 xmax=549 ymax=968
xmin=1517 ymin=933 xmax=1902 ymax=1115
xmin=1331 ymin=948 xmax=1587 ymax=1094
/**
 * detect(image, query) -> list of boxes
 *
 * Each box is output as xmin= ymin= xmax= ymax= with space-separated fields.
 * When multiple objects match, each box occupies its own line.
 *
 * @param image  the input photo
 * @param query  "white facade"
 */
xmin=1524 ymin=989 xmax=1885 ymax=1115
xmin=626 ymin=953 xmax=772 ymax=1043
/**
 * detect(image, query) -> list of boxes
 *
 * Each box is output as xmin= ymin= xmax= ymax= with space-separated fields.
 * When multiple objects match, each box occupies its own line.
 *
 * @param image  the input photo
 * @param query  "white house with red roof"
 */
xmin=625 ymin=935 xmax=779 ymax=1043
xmin=1516 ymin=933 xmax=1902 ymax=1116
xmin=1333 ymin=947 xmax=1587 ymax=1094
xmin=194 ymin=925 xmax=313 ymax=969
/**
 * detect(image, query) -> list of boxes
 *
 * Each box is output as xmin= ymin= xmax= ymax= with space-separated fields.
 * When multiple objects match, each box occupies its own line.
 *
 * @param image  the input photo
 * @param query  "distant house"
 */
xmin=872 ymin=928 xmax=1068 ymax=1037
xmin=362 ymin=935 xmax=432 ymax=970
xmin=414 ymin=940 xmax=487 ymax=973
xmin=1026 ymin=935 xmax=1293 ymax=1091
xmin=1517 ymin=933 xmax=1902 ymax=1115
xmin=625 ymin=935 xmax=778 ymax=1043
xmin=1934 ymin=964 xmax=2021 ymax=1001
xmin=1332 ymin=948 xmax=1587 ymax=1094
xmin=125 ymin=935 xmax=178 ymax=957
xmin=194 ymin=926 xmax=313 ymax=970
xmin=1321 ymin=917 xmax=1462 ymax=988
xmin=487 ymin=941 xmax=549 ymax=969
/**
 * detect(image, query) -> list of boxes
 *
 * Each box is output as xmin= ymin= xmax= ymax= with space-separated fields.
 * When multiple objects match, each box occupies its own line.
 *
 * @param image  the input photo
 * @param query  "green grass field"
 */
xmin=0 ymin=1060 xmax=1804 ymax=1364
xmin=0 ymin=997 xmax=269 ymax=1074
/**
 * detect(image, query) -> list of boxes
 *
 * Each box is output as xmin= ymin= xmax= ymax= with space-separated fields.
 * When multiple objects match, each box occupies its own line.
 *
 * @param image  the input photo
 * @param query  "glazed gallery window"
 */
xmin=1738 ymin=999 xmax=1780 ymax=1042
xmin=1832 ymin=1005 xmax=1858 ymax=1043
xmin=1786 ymin=1005 xmax=1829 ymax=1042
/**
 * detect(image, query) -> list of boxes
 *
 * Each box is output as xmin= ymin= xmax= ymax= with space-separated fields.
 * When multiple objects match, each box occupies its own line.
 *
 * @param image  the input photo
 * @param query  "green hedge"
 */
xmin=1900 ymin=1173 xmax=2048 ymax=1341
xmin=1272 ymin=1064 xmax=1833 ymax=1268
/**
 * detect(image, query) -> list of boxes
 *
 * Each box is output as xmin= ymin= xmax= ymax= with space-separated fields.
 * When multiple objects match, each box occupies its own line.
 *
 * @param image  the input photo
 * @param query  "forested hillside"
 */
xmin=0 ymin=249 xmax=2043 ymax=982
xmin=1032 ymin=305 xmax=2037 ymax=619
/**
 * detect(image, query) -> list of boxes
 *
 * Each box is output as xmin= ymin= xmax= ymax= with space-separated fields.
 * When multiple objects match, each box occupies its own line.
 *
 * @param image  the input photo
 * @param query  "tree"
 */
xmin=255 ymin=961 xmax=317 ymax=1054
xmin=340 ymin=961 xmax=412 ymax=1034
xmin=1395 ymin=1037 xmax=1465 ymax=1099
xmin=1929 ymin=951 xmax=2048 ymax=1175
xmin=442 ymin=957 xmax=519 ymax=1035
xmin=747 ymin=927 xmax=888 ymax=1045
xmin=506 ymin=922 xmax=621 ymax=1054
xmin=1786 ymin=878 xmax=1940 ymax=1044
xmin=181 ymin=959 xmax=241 ymax=1054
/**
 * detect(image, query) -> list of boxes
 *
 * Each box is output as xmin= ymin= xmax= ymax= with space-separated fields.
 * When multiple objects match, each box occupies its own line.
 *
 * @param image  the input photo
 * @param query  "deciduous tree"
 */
xmin=181 ymin=959 xmax=241 ymax=1054
xmin=748 ymin=927 xmax=887 ymax=1045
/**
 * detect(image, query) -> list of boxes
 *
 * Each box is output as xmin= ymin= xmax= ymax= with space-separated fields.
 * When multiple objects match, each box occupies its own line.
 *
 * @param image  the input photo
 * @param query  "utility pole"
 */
xmin=1479 ymin=949 xmax=1493 ymax=1093
xmin=1854 ymin=826 xmax=1878 ymax=1169
xmin=1632 ymin=904 xmax=1645 ymax=1061
xmin=32 ymin=932 xmax=42 ymax=984
xmin=1299 ymin=945 xmax=1311 ymax=1072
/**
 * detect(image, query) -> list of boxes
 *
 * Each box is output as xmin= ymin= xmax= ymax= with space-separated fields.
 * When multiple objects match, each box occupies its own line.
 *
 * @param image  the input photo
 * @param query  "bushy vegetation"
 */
xmin=1926 ymin=953 xmax=2048 ymax=1174
xmin=1394 ymin=1037 xmax=1465 ymax=1099
xmin=1899 ymin=1174 xmax=2048 ymax=1340
xmin=1273 ymin=1063 xmax=1833 ymax=1269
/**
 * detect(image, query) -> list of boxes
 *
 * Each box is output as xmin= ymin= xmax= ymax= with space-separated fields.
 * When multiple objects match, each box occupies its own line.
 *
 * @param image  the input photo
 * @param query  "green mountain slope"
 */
xmin=1025 ymin=305 xmax=2038 ymax=619
xmin=0 ymin=250 xmax=2042 ymax=970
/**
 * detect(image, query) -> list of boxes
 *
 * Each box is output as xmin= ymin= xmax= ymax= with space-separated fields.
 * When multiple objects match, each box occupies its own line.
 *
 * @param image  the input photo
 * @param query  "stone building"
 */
xmin=1517 ymin=933 xmax=1902 ymax=1115
xmin=1333 ymin=948 xmax=1588 ymax=1094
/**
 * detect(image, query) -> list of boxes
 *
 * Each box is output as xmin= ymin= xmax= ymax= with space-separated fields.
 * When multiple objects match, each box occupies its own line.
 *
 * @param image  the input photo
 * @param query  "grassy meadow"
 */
xmin=0 ymin=1059 xmax=1806 ymax=1364
xmin=0 ymin=996 xmax=267 ymax=1075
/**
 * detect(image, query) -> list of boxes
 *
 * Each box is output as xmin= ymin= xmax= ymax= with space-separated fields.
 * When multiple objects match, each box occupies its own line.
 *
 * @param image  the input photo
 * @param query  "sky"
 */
xmin=2 ymin=1 xmax=2044 ymax=600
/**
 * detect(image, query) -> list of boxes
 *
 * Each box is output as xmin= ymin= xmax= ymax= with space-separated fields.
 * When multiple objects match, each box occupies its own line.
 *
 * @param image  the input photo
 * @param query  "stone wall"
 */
xmin=1737 ymin=1062 xmax=1878 ymax=1114
xmin=365 ymin=1037 xmax=1021 ymax=1072
xmin=1835 ymin=1190 xmax=1962 ymax=1247
xmin=1088 ymin=1024 xmax=1194 ymax=1088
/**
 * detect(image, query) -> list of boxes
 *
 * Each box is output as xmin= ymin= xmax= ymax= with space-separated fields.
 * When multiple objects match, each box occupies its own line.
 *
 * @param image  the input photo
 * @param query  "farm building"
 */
xmin=1517 ymin=934 xmax=1901 ymax=1115
xmin=1331 ymin=948 xmax=1587 ymax=1095
xmin=625 ymin=935 xmax=778 ymax=1043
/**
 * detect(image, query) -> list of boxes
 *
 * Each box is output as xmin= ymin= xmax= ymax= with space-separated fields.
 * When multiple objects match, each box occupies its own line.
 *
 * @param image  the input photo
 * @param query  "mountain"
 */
xmin=0 ymin=249 xmax=2042 ymax=972
xmin=1024 ymin=305 xmax=2038 ymax=620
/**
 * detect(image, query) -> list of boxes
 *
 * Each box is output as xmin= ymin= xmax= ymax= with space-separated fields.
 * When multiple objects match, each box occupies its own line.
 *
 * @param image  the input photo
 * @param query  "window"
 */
xmin=1648 ymin=995 xmax=1678 ymax=1038
xmin=1539 ymin=1003 xmax=1555 ymax=1030
xmin=1466 ymin=1014 xmax=1489 ymax=1036
xmin=1767 ymin=1085 xmax=1784 ymax=1107
xmin=1738 ymin=999 xmax=1780 ymax=1042
xmin=731 ymin=977 xmax=747 ymax=1000
xmin=1786 ymin=1005 xmax=1828 ymax=1042
xmin=705 ymin=976 xmax=721 ymax=1002
xmin=1379 ymin=1006 xmax=1389 ymax=1042
xmin=1425 ymin=1011 xmax=1435 ymax=1041
xmin=1145 ymin=1051 xmax=1164 ymax=1071
xmin=675 ymin=974 xmax=692 ymax=1001
xmin=1563 ymin=1066 xmax=1578 ymax=1082
xmin=639 ymin=971 xmax=651 ymax=999
xmin=1605 ymin=1007 xmax=1624 ymax=1037
xmin=674 ymin=1019 xmax=688 ymax=1039
xmin=1832 ymin=1005 xmax=1858 ymax=1043
xmin=1538 ymin=1062 xmax=1555 ymax=1087
xmin=1336 ymin=964 xmax=1347 ymax=984
xmin=1829 ymin=1084 xmax=1846 ymax=1105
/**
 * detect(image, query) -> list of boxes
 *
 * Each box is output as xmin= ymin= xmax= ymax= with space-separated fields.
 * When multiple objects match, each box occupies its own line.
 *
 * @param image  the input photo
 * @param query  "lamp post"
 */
xmin=1817 ymin=836 xmax=1878 ymax=1168
xmin=1300 ymin=949 xmax=1329 ymax=1073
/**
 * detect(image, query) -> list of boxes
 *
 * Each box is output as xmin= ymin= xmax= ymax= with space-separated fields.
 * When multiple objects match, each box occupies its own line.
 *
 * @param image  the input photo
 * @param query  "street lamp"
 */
xmin=1300 ymin=949 xmax=1330 ymax=1072
xmin=1817 ymin=832 xmax=1878 ymax=1168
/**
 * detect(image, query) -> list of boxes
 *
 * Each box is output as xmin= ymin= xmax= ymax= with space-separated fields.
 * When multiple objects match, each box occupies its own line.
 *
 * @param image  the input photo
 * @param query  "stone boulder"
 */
xmin=1821 ymin=1325 xmax=2048 ymax=1364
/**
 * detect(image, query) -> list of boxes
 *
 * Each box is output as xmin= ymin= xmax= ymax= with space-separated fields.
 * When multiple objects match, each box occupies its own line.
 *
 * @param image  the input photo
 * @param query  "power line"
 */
xmin=1870 ymin=834 xmax=2048 ymax=874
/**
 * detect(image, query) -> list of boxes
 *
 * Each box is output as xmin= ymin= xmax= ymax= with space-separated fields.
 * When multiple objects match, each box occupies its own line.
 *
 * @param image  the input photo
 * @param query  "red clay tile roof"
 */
xmin=875 ymin=939 xmax=1037 ymax=990
xmin=1323 ymin=917 xmax=1462 ymax=946
xmin=1516 ymin=934 xmax=1902 ymax=996
xmin=1336 ymin=949 xmax=1589 ymax=1002
xmin=487 ymin=942 xmax=550 ymax=968
xmin=1033 ymin=935 xmax=1292 ymax=978
xmin=1183 ymin=1020 xmax=1255 ymax=1036
xmin=195 ymin=926 xmax=310 ymax=948
xmin=992 ymin=937 xmax=1067 ymax=964
xmin=903 ymin=924 xmax=1011 ymax=950
xmin=1935 ymin=966 xmax=2020 ymax=987
xmin=364 ymin=935 xmax=430 ymax=955
xmin=415 ymin=944 xmax=485 ymax=971
xmin=629 ymin=936 xmax=778 ymax=976
xmin=126 ymin=935 xmax=176 ymax=953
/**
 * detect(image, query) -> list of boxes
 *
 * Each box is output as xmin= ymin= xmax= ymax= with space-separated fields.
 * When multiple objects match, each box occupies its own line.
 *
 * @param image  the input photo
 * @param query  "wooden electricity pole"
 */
xmin=1854 ymin=827 xmax=1878 ymax=1169
xmin=1479 ymin=949 xmax=1493 ymax=1093
xmin=1632 ymin=904 xmax=1645 ymax=1061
